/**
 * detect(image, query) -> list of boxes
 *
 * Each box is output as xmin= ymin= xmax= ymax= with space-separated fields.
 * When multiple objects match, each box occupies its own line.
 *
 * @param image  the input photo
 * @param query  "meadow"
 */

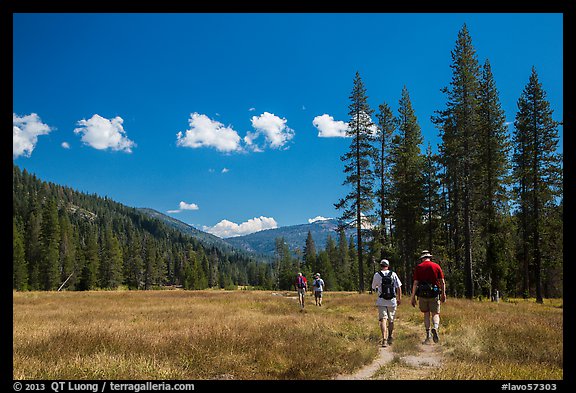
xmin=13 ymin=290 xmax=563 ymax=380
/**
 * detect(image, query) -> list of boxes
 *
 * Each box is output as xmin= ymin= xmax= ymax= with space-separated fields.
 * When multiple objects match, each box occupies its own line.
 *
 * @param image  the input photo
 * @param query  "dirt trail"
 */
xmin=334 ymin=346 xmax=395 ymax=380
xmin=275 ymin=291 xmax=444 ymax=380
xmin=334 ymin=321 xmax=444 ymax=380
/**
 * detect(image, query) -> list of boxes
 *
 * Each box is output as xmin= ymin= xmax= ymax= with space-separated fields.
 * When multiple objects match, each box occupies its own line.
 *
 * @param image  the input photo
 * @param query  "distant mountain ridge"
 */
xmin=225 ymin=219 xmax=356 ymax=256
xmin=137 ymin=209 xmax=352 ymax=258
xmin=137 ymin=208 xmax=229 ymax=249
xmin=137 ymin=208 xmax=271 ymax=262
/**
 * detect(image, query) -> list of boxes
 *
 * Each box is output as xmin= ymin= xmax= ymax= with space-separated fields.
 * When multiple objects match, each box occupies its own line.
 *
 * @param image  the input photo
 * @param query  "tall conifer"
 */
xmin=512 ymin=67 xmax=562 ymax=303
xmin=390 ymin=86 xmax=425 ymax=287
xmin=433 ymin=24 xmax=481 ymax=298
xmin=335 ymin=71 xmax=376 ymax=292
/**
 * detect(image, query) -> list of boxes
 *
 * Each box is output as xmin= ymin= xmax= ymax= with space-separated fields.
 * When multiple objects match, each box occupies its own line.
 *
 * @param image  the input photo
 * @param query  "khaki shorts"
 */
xmin=378 ymin=305 xmax=397 ymax=321
xmin=297 ymin=288 xmax=306 ymax=296
xmin=418 ymin=297 xmax=440 ymax=314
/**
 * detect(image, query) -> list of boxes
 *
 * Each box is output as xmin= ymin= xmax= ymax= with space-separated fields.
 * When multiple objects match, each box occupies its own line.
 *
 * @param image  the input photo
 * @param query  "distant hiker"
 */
xmin=312 ymin=273 xmax=325 ymax=306
xmin=371 ymin=259 xmax=402 ymax=347
xmin=410 ymin=250 xmax=446 ymax=345
xmin=492 ymin=289 xmax=500 ymax=302
xmin=295 ymin=272 xmax=308 ymax=309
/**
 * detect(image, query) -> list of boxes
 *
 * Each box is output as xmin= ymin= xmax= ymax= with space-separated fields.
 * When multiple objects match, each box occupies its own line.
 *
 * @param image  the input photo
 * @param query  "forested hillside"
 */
xmin=12 ymin=164 xmax=275 ymax=291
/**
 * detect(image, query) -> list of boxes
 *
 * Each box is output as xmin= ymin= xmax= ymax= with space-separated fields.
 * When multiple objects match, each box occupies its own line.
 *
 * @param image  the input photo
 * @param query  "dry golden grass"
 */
xmin=427 ymin=298 xmax=563 ymax=380
xmin=13 ymin=290 xmax=381 ymax=380
xmin=13 ymin=291 xmax=563 ymax=380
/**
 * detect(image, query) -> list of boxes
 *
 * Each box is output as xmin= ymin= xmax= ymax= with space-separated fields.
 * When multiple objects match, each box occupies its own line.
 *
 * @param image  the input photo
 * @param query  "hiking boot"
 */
xmin=422 ymin=336 xmax=431 ymax=345
xmin=431 ymin=328 xmax=439 ymax=343
xmin=381 ymin=339 xmax=388 ymax=347
xmin=387 ymin=336 xmax=394 ymax=345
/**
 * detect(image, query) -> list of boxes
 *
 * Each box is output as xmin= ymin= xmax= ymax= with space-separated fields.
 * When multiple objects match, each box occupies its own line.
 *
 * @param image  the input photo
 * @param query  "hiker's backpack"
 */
xmin=297 ymin=276 xmax=306 ymax=289
xmin=378 ymin=271 xmax=396 ymax=300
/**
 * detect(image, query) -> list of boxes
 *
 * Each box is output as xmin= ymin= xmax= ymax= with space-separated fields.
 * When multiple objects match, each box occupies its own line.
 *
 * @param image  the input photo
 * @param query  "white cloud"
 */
xmin=13 ymin=113 xmax=54 ymax=158
xmin=221 ymin=168 xmax=229 ymax=173
xmin=61 ymin=141 xmax=70 ymax=149
xmin=179 ymin=201 xmax=199 ymax=210
xmin=312 ymin=114 xmax=349 ymax=138
xmin=203 ymin=216 xmax=278 ymax=238
xmin=166 ymin=201 xmax=199 ymax=214
xmin=249 ymin=107 xmax=256 ymax=112
xmin=74 ymin=114 xmax=135 ymax=153
xmin=243 ymin=131 xmax=264 ymax=152
xmin=248 ymin=112 xmax=294 ymax=150
xmin=176 ymin=112 xmax=242 ymax=153
xmin=308 ymin=216 xmax=331 ymax=224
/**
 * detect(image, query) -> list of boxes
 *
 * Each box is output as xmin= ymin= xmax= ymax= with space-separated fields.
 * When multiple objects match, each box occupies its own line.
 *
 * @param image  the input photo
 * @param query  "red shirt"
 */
xmin=413 ymin=259 xmax=444 ymax=286
xmin=296 ymin=276 xmax=307 ymax=288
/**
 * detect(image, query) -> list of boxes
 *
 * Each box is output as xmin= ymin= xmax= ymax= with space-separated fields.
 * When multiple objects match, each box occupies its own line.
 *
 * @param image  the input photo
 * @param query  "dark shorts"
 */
xmin=314 ymin=290 xmax=323 ymax=298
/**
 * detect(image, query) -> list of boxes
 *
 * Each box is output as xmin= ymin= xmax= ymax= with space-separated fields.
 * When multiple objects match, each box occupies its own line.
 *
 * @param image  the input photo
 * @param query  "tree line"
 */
xmin=12 ymin=164 xmax=276 ymax=292
xmin=335 ymin=24 xmax=562 ymax=301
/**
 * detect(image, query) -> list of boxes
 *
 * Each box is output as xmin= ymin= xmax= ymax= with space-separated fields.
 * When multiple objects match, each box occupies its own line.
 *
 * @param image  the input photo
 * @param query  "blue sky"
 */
xmin=13 ymin=13 xmax=563 ymax=238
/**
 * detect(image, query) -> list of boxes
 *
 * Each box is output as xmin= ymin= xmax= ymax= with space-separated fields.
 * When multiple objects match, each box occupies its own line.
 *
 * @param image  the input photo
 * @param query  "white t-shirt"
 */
xmin=312 ymin=278 xmax=325 ymax=292
xmin=371 ymin=269 xmax=402 ymax=307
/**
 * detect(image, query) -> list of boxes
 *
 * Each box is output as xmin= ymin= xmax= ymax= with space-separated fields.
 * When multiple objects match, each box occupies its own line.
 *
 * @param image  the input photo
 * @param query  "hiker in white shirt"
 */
xmin=371 ymin=259 xmax=402 ymax=347
xmin=312 ymin=273 xmax=325 ymax=306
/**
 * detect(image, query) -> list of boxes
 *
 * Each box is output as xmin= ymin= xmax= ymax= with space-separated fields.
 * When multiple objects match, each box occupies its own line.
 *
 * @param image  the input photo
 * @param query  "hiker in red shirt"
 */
xmin=410 ymin=250 xmax=446 ymax=344
xmin=294 ymin=272 xmax=308 ymax=309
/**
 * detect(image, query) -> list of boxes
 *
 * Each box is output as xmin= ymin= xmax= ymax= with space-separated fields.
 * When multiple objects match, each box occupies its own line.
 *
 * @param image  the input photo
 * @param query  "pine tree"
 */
xmin=100 ymin=224 xmax=124 ymax=288
xmin=144 ymin=236 xmax=157 ymax=289
xmin=512 ymin=67 xmax=562 ymax=303
xmin=348 ymin=236 xmax=359 ymax=292
xmin=477 ymin=59 xmax=511 ymax=296
xmin=183 ymin=244 xmax=196 ymax=289
xmin=335 ymin=229 xmax=352 ymax=290
xmin=275 ymin=237 xmax=296 ymax=290
xmin=541 ymin=201 xmax=563 ymax=297
xmin=390 ymin=86 xmax=425 ymax=288
xmin=303 ymin=231 xmax=317 ymax=274
xmin=433 ymin=24 xmax=482 ymax=298
xmin=40 ymin=197 xmax=61 ymax=290
xmin=25 ymin=209 xmax=42 ymax=290
xmin=13 ymin=218 xmax=28 ymax=290
xmin=335 ymin=71 xmax=377 ymax=292
xmin=324 ymin=235 xmax=339 ymax=290
xmin=153 ymin=239 xmax=168 ymax=287
xmin=186 ymin=251 xmax=208 ymax=290
xmin=58 ymin=212 xmax=76 ymax=289
xmin=422 ymin=144 xmax=442 ymax=252
xmin=125 ymin=229 xmax=144 ymax=289
xmin=316 ymin=251 xmax=335 ymax=291
xmin=374 ymin=102 xmax=397 ymax=250
xmin=79 ymin=227 xmax=100 ymax=291
xmin=208 ymin=252 xmax=219 ymax=288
